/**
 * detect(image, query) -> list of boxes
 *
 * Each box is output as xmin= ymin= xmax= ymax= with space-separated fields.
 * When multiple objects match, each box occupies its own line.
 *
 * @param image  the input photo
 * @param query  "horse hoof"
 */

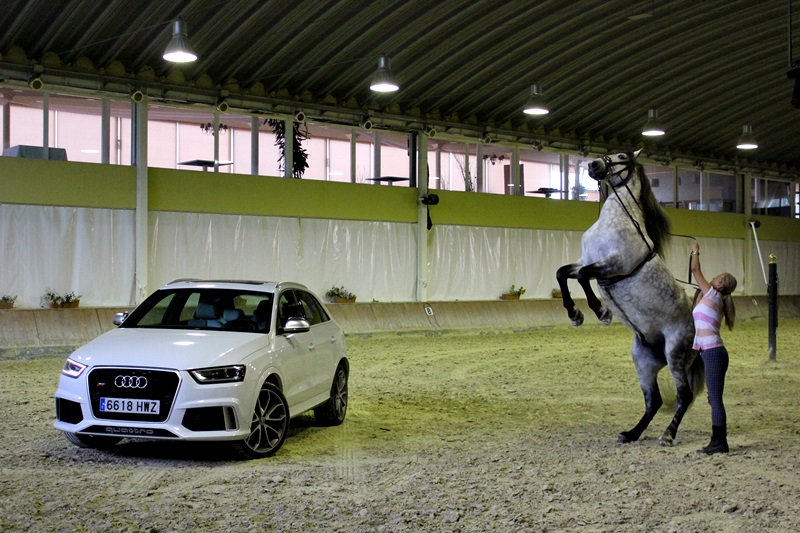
xmin=599 ymin=308 xmax=612 ymax=326
xmin=571 ymin=310 xmax=584 ymax=327
xmin=617 ymin=432 xmax=634 ymax=444
xmin=658 ymin=435 xmax=674 ymax=447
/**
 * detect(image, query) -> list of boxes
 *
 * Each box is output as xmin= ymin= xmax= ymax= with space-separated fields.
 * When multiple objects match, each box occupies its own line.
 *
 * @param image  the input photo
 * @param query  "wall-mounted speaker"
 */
xmin=28 ymin=76 xmax=44 ymax=91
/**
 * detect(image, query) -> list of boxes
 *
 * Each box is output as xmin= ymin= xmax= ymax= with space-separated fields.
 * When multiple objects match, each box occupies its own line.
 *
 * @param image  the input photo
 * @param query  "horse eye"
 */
xmin=618 ymin=154 xmax=627 ymax=160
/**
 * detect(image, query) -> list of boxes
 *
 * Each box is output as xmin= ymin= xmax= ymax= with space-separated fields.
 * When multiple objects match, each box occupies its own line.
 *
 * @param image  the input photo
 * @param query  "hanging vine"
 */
xmin=265 ymin=118 xmax=310 ymax=178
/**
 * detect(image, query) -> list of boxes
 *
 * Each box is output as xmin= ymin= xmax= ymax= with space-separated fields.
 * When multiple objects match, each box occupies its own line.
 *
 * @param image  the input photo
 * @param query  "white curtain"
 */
xmin=1 ymin=203 xmax=797 ymax=307
xmin=149 ymin=212 xmax=418 ymax=302
xmin=0 ymin=204 xmax=135 ymax=307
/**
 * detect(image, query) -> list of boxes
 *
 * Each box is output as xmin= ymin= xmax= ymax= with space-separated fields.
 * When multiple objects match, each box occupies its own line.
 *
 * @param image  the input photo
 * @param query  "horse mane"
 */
xmin=635 ymin=163 xmax=671 ymax=256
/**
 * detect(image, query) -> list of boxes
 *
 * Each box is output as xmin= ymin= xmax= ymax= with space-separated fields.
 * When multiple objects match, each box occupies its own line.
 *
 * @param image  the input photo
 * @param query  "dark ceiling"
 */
xmin=1 ymin=0 xmax=799 ymax=175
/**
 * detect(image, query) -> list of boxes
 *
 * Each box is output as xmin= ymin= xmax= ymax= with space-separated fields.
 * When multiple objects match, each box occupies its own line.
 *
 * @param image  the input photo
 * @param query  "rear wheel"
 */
xmin=231 ymin=382 xmax=289 ymax=459
xmin=62 ymin=431 xmax=122 ymax=449
xmin=314 ymin=363 xmax=348 ymax=426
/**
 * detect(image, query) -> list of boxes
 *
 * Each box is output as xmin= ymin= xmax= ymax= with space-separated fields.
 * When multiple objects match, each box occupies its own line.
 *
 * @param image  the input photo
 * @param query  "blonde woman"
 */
xmin=690 ymin=240 xmax=737 ymax=454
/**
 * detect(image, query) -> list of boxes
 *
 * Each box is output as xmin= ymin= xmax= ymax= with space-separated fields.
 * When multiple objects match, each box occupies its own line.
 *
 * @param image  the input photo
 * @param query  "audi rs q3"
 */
xmin=53 ymin=280 xmax=349 ymax=459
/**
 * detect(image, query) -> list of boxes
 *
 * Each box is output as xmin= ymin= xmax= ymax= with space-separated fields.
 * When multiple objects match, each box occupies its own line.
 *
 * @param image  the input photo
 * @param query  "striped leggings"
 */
xmin=700 ymin=346 xmax=729 ymax=427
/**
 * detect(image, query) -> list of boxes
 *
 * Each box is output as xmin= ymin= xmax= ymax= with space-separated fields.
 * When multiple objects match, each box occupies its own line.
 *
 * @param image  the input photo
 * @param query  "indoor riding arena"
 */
xmin=2 ymin=2 xmax=800 ymax=532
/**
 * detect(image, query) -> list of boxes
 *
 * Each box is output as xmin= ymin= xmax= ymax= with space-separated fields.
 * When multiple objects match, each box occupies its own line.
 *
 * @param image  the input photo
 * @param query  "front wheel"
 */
xmin=314 ymin=363 xmax=348 ymax=426
xmin=62 ymin=431 xmax=122 ymax=449
xmin=231 ymin=382 xmax=289 ymax=459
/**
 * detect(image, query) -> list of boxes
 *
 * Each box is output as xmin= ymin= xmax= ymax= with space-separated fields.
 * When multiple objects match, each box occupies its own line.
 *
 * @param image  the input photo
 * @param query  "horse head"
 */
xmin=587 ymin=149 xmax=642 ymax=187
xmin=587 ymin=149 xmax=670 ymax=256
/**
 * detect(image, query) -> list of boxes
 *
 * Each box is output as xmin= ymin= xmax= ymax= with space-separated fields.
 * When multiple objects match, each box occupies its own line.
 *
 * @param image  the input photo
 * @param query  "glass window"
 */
xmin=520 ymin=150 xmax=563 ymax=199
xmin=9 ymin=92 xmax=45 ymax=147
xmin=53 ymin=98 xmax=102 ymax=163
xmin=297 ymin=291 xmax=328 ymax=325
xmin=642 ymin=164 xmax=675 ymax=207
xmin=428 ymin=141 xmax=477 ymax=192
xmin=752 ymin=177 xmax=792 ymax=217
xmin=379 ymin=131 xmax=410 ymax=183
xmin=482 ymin=147 xmax=513 ymax=195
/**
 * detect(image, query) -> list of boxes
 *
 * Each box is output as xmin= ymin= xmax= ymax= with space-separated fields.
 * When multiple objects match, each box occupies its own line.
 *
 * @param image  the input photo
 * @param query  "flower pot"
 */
xmin=57 ymin=300 xmax=80 ymax=308
xmin=500 ymin=293 xmax=520 ymax=300
xmin=0 ymin=301 xmax=14 ymax=309
xmin=332 ymin=297 xmax=356 ymax=304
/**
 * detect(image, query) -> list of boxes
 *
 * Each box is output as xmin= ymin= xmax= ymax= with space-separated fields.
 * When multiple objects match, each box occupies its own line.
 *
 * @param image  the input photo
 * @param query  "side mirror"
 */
xmin=113 ymin=312 xmax=129 ymax=326
xmin=282 ymin=317 xmax=310 ymax=334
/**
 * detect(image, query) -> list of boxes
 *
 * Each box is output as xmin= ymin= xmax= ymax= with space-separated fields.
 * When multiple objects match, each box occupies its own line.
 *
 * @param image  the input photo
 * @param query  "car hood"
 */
xmin=68 ymin=328 xmax=270 ymax=369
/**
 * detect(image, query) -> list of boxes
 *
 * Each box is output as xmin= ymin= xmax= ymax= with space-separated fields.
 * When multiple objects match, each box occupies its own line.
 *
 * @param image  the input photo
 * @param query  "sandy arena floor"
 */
xmin=1 ymin=318 xmax=799 ymax=532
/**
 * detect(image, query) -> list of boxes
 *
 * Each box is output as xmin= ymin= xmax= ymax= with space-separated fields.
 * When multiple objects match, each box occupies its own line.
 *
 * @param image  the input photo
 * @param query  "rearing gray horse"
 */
xmin=556 ymin=150 xmax=703 ymax=446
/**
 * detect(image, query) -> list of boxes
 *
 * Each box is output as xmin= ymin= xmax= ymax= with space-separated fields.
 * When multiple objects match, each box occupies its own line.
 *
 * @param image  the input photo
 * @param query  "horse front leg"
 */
xmin=618 ymin=336 xmax=664 ymax=443
xmin=556 ymin=263 xmax=584 ymax=326
xmin=576 ymin=265 xmax=612 ymax=325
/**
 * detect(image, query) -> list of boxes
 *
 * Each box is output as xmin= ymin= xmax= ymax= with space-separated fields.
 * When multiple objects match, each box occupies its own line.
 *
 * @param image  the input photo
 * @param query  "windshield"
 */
xmin=121 ymin=288 xmax=273 ymax=333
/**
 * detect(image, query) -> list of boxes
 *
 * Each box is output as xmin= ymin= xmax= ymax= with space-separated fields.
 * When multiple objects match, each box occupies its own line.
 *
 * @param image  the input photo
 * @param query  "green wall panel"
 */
xmin=0 ymin=157 xmax=135 ymax=209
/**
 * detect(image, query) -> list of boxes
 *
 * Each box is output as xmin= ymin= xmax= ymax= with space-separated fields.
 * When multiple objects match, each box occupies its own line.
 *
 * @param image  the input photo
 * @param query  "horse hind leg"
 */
xmin=659 ymin=349 xmax=701 ymax=446
xmin=618 ymin=340 xmax=664 ymax=443
xmin=556 ymin=263 xmax=584 ymax=326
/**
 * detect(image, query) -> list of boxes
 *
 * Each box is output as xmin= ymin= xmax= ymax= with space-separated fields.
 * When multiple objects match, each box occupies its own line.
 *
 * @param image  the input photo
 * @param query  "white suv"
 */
xmin=54 ymin=280 xmax=348 ymax=458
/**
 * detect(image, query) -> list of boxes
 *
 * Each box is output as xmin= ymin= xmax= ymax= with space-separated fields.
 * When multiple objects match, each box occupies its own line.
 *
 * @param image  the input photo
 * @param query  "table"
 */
xmin=527 ymin=187 xmax=564 ymax=198
xmin=178 ymin=159 xmax=233 ymax=171
xmin=367 ymin=176 xmax=409 ymax=185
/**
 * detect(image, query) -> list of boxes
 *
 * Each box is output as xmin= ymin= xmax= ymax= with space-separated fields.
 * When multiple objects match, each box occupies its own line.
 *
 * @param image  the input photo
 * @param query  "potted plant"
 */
xmin=552 ymin=288 xmax=562 ymax=299
xmin=500 ymin=285 xmax=526 ymax=300
xmin=61 ymin=291 xmax=81 ymax=308
xmin=0 ymin=294 xmax=17 ymax=309
xmin=325 ymin=286 xmax=356 ymax=304
xmin=43 ymin=288 xmax=62 ymax=308
xmin=42 ymin=288 xmax=81 ymax=308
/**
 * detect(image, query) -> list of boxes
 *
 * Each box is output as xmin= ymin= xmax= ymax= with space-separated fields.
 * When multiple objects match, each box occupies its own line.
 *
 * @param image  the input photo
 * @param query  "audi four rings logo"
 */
xmin=114 ymin=375 xmax=148 ymax=388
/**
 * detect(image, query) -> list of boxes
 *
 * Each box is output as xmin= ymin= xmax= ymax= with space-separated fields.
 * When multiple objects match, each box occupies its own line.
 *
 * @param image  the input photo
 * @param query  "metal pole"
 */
xmin=250 ymin=116 xmax=259 ymax=175
xmin=416 ymin=134 xmax=429 ymax=302
xmin=768 ymin=255 xmax=778 ymax=361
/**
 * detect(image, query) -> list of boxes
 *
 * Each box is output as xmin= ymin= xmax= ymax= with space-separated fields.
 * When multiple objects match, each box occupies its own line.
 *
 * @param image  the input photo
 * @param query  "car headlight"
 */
xmin=61 ymin=358 xmax=87 ymax=378
xmin=189 ymin=365 xmax=246 ymax=384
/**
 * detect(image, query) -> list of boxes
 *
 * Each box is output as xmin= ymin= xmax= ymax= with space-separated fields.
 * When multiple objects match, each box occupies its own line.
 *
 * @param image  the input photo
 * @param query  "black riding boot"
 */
xmin=698 ymin=425 xmax=729 ymax=454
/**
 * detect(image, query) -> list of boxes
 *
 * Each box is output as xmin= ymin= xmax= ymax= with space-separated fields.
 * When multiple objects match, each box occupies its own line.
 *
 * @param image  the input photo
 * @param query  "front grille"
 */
xmin=88 ymin=368 xmax=180 ymax=423
xmin=56 ymin=397 xmax=84 ymax=424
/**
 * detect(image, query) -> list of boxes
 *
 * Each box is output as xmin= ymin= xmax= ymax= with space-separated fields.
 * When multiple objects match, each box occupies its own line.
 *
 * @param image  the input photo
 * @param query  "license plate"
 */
xmin=99 ymin=397 xmax=160 ymax=415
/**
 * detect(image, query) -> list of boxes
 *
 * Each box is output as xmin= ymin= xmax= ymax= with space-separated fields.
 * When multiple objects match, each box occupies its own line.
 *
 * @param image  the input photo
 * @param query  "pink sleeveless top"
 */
xmin=692 ymin=287 xmax=724 ymax=351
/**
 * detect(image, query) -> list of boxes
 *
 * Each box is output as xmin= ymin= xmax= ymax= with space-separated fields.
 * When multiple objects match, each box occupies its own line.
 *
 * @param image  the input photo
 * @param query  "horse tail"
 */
xmin=637 ymin=164 xmax=672 ymax=256
xmin=687 ymin=352 xmax=705 ymax=402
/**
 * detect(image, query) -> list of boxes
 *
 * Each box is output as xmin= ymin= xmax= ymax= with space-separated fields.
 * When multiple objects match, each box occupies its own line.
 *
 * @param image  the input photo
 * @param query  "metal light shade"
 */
xmin=641 ymin=108 xmax=665 ymax=136
xmin=163 ymin=20 xmax=197 ymax=63
xmin=523 ymin=83 xmax=549 ymax=115
xmin=370 ymin=55 xmax=399 ymax=92
xmin=736 ymin=124 xmax=758 ymax=149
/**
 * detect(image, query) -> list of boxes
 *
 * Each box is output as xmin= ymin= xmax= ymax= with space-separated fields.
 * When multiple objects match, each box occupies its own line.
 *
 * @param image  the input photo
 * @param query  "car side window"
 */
xmin=277 ymin=290 xmax=302 ymax=327
xmin=296 ymin=291 xmax=327 ymax=326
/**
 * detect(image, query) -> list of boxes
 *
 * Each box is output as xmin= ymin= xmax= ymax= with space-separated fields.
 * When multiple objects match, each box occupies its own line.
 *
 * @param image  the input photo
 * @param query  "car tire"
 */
xmin=231 ymin=382 xmax=289 ymax=459
xmin=314 ymin=363 xmax=348 ymax=426
xmin=62 ymin=431 xmax=122 ymax=449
